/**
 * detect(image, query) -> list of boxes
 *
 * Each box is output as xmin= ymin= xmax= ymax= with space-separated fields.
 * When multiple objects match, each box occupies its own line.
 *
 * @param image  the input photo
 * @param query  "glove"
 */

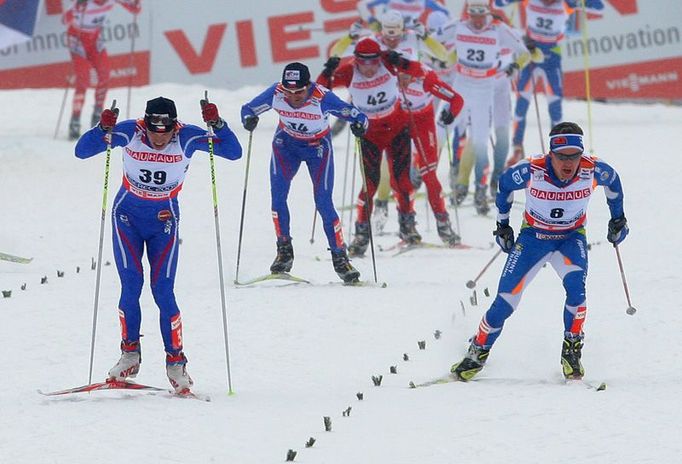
xmin=349 ymin=20 xmax=364 ymax=40
xmin=493 ymin=221 xmax=515 ymax=253
xmin=607 ymin=215 xmax=629 ymax=246
xmin=439 ymin=108 xmax=454 ymax=126
xmin=523 ymin=35 xmax=537 ymax=52
xmin=99 ymin=108 xmax=119 ymax=131
xmin=504 ymin=62 xmax=520 ymax=77
xmin=385 ymin=50 xmax=409 ymax=69
xmin=350 ymin=120 xmax=367 ymax=137
xmin=201 ymin=101 xmax=224 ymax=128
xmin=322 ymin=56 xmax=341 ymax=78
xmin=412 ymin=21 xmax=428 ymax=40
xmin=243 ymin=115 xmax=259 ymax=132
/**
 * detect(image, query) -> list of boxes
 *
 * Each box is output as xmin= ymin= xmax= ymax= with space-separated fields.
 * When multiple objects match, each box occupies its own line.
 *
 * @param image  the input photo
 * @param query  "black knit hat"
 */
xmin=144 ymin=97 xmax=177 ymax=133
xmin=281 ymin=62 xmax=311 ymax=90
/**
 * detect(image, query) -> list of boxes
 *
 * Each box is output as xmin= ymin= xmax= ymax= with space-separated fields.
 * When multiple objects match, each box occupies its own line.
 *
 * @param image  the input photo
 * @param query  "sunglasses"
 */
xmin=283 ymin=86 xmax=308 ymax=95
xmin=551 ymin=150 xmax=583 ymax=161
xmin=356 ymin=57 xmax=380 ymax=65
xmin=468 ymin=7 xmax=488 ymax=15
xmin=146 ymin=114 xmax=175 ymax=126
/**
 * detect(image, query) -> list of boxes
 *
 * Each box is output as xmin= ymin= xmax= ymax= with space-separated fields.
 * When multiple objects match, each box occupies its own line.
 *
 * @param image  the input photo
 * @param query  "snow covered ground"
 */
xmin=1 ymin=84 xmax=680 ymax=463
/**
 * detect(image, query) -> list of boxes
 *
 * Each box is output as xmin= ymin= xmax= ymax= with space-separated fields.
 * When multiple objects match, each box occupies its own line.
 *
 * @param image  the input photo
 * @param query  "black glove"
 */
xmin=243 ymin=115 xmax=259 ymax=132
xmin=350 ymin=121 xmax=367 ymax=137
xmin=385 ymin=50 xmax=409 ymax=69
xmin=504 ymin=62 xmax=520 ymax=77
xmin=607 ymin=215 xmax=629 ymax=246
xmin=439 ymin=109 xmax=454 ymax=126
xmin=523 ymin=35 xmax=537 ymax=52
xmin=322 ymin=56 xmax=341 ymax=78
xmin=493 ymin=221 xmax=515 ymax=253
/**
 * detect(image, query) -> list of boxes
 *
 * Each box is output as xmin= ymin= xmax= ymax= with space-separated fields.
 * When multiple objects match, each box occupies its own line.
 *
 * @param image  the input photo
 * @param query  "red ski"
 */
xmin=38 ymin=379 xmax=166 ymax=396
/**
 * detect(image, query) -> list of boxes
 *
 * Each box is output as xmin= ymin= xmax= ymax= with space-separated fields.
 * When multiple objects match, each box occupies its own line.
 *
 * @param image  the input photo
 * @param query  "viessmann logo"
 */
xmin=606 ymin=71 xmax=679 ymax=92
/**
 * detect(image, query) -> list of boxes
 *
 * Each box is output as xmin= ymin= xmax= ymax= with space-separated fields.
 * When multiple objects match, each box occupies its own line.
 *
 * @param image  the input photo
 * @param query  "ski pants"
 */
xmin=111 ymin=189 xmax=183 ymax=355
xmin=512 ymin=49 xmax=563 ymax=147
xmin=409 ymin=104 xmax=447 ymax=216
xmin=67 ymin=30 xmax=110 ymax=119
xmin=270 ymin=130 xmax=345 ymax=252
xmin=355 ymin=111 xmax=414 ymax=224
xmin=451 ymin=74 xmax=497 ymax=189
xmin=473 ymin=227 xmax=589 ymax=349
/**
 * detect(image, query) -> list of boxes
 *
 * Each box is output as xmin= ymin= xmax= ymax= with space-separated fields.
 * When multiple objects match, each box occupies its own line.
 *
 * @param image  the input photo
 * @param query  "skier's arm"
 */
xmin=566 ymin=0 xmax=604 ymax=11
xmin=316 ymin=61 xmax=354 ymax=90
xmin=495 ymin=160 xmax=531 ymax=223
xmin=74 ymin=120 xmax=136 ymax=159
xmin=422 ymin=35 xmax=450 ymax=62
xmin=320 ymin=90 xmax=368 ymax=127
xmin=179 ymin=123 xmax=242 ymax=160
xmin=425 ymin=0 xmax=450 ymax=16
xmin=240 ymin=83 xmax=278 ymax=122
xmin=594 ymin=159 xmax=625 ymax=219
xmin=501 ymin=24 xmax=531 ymax=70
xmin=495 ymin=0 xmax=522 ymax=6
xmin=422 ymin=70 xmax=464 ymax=117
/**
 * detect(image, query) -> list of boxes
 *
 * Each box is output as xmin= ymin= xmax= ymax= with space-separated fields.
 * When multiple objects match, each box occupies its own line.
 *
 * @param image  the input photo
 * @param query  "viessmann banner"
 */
xmin=0 ymin=0 xmax=680 ymax=101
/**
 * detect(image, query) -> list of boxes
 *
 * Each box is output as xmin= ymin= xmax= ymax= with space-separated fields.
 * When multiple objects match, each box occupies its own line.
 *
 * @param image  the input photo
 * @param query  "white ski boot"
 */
xmin=166 ymin=352 xmax=194 ymax=394
xmin=107 ymin=341 xmax=141 ymax=380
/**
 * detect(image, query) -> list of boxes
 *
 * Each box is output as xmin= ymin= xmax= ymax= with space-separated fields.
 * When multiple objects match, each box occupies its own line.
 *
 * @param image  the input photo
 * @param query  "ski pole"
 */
xmin=580 ymin=0 xmax=595 ymax=152
xmin=54 ymin=74 xmax=74 ymax=139
xmin=614 ymin=245 xmax=637 ymax=316
xmin=234 ymin=130 xmax=253 ymax=284
xmin=530 ymin=73 xmax=546 ymax=153
xmin=445 ymin=130 xmax=461 ymax=236
xmin=202 ymin=91 xmax=234 ymax=394
xmin=465 ymin=249 xmax=503 ymax=289
xmin=125 ymin=11 xmax=139 ymax=119
xmin=355 ymin=137 xmax=378 ymax=283
xmin=340 ymin=125 xmax=352 ymax=232
xmin=87 ymin=99 xmax=117 ymax=385
xmin=309 ymin=207 xmax=318 ymax=244
xmin=348 ymin=142 xmax=359 ymax=241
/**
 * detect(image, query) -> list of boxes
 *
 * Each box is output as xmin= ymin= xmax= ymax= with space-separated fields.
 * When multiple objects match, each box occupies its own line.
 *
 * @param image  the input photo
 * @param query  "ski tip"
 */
xmin=596 ymin=382 xmax=607 ymax=391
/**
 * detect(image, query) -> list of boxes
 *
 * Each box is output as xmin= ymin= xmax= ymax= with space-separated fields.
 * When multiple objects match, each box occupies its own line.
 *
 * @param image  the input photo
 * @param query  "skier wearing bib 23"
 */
xmin=451 ymin=122 xmax=628 ymax=382
xmin=75 ymin=97 xmax=242 ymax=394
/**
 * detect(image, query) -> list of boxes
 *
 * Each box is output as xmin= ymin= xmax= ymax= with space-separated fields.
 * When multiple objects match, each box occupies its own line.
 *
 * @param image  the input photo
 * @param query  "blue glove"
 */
xmin=607 ymin=215 xmax=628 ymax=246
xmin=493 ymin=221 xmax=515 ymax=253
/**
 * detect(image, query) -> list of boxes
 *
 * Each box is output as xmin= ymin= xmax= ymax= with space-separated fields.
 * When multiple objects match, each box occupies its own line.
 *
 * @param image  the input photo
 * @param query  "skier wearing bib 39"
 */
xmin=75 ymin=96 xmax=242 ymax=394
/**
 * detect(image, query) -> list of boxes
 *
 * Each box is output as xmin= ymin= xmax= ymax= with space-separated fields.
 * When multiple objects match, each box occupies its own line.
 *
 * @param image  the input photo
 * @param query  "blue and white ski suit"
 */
xmin=75 ymin=120 xmax=241 ymax=354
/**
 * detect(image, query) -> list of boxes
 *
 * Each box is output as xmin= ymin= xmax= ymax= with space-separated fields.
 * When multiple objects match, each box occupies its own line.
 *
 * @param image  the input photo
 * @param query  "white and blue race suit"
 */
xmin=471 ymin=153 xmax=624 ymax=349
xmin=240 ymin=82 xmax=368 ymax=252
xmin=75 ymin=119 xmax=242 ymax=355
xmin=495 ymin=0 xmax=604 ymax=147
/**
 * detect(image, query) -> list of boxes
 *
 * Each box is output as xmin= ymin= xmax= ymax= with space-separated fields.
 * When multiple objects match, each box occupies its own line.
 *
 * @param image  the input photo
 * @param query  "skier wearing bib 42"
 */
xmin=240 ymin=62 xmax=368 ymax=283
xmin=451 ymin=122 xmax=628 ymax=382
xmin=75 ymin=97 xmax=242 ymax=393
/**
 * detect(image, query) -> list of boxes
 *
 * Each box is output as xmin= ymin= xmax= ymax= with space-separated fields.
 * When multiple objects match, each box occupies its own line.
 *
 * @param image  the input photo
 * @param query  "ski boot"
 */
xmin=451 ymin=184 xmax=468 ymax=207
xmin=474 ymin=185 xmax=490 ymax=215
xmin=348 ymin=222 xmax=370 ymax=257
xmin=331 ymin=248 xmax=360 ymax=283
xmin=270 ymin=238 xmax=294 ymax=274
xmin=450 ymin=342 xmax=490 ymax=381
xmin=91 ymin=106 xmax=102 ymax=128
xmin=166 ymin=352 xmax=194 ymax=394
xmin=561 ymin=334 xmax=585 ymax=380
xmin=410 ymin=163 xmax=423 ymax=190
xmin=435 ymin=213 xmax=461 ymax=247
xmin=372 ymin=199 xmax=389 ymax=235
xmin=68 ymin=116 xmax=81 ymax=141
xmin=107 ymin=341 xmax=141 ymax=380
xmin=398 ymin=212 xmax=422 ymax=245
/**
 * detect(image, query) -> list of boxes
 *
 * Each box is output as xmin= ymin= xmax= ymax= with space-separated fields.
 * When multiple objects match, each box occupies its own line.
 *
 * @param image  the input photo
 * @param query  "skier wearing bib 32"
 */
xmin=240 ymin=62 xmax=368 ymax=283
xmin=451 ymin=122 xmax=628 ymax=382
xmin=75 ymin=97 xmax=242 ymax=393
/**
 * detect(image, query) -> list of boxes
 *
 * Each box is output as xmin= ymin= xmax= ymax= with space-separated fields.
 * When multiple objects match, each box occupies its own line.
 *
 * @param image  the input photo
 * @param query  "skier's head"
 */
xmin=144 ymin=97 xmax=178 ymax=149
xmin=354 ymin=38 xmax=382 ymax=77
xmin=380 ymin=9 xmax=405 ymax=49
xmin=427 ymin=11 xmax=455 ymax=43
xmin=548 ymin=122 xmax=585 ymax=181
xmin=281 ymin=62 xmax=311 ymax=107
xmin=467 ymin=0 xmax=490 ymax=30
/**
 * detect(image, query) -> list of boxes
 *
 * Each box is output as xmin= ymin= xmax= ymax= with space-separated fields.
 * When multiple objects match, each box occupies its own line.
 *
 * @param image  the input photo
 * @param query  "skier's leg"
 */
xmin=270 ymin=137 xmax=302 ymax=241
